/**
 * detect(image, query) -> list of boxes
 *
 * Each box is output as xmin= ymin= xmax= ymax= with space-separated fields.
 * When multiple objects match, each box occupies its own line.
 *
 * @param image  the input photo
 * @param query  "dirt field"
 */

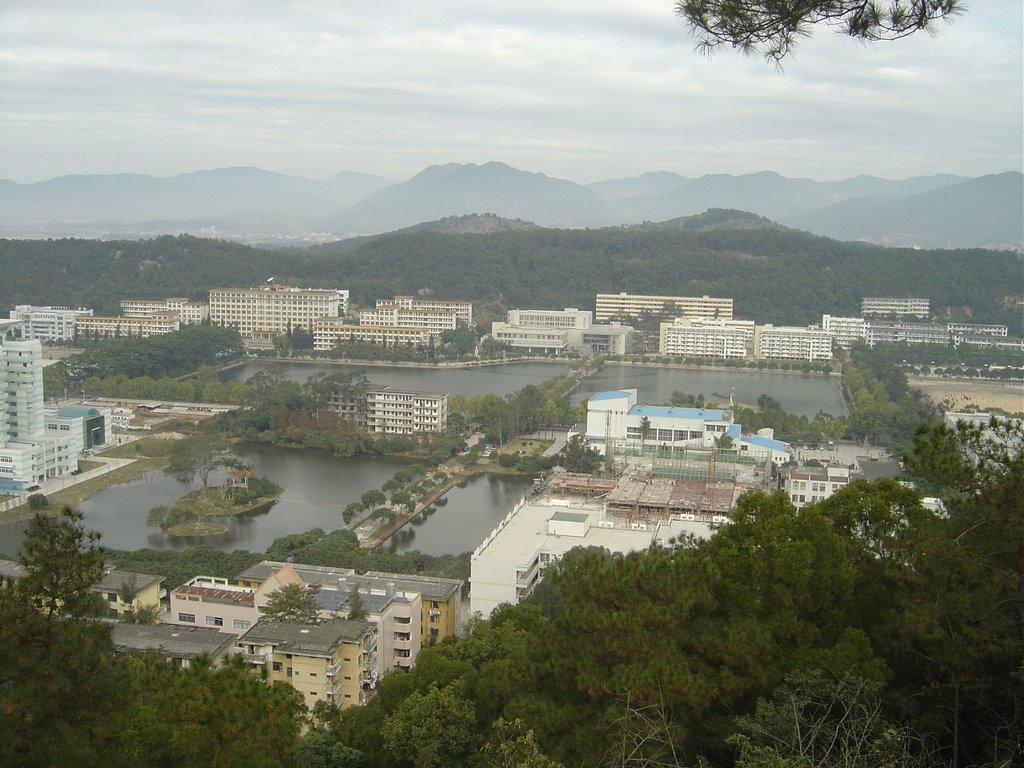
xmin=909 ymin=377 xmax=1024 ymax=415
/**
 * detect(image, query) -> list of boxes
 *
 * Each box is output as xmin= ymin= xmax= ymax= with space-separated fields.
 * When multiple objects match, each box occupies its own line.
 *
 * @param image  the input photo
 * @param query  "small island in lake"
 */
xmin=147 ymin=468 xmax=283 ymax=537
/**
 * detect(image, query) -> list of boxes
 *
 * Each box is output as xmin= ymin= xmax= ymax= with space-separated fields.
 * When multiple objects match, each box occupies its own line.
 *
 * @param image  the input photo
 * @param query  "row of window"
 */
xmin=176 ymin=613 xmax=250 ymax=630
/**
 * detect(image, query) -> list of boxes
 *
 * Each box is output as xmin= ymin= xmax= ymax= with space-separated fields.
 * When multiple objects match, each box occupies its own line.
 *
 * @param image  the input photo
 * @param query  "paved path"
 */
xmin=0 ymin=455 xmax=137 ymax=514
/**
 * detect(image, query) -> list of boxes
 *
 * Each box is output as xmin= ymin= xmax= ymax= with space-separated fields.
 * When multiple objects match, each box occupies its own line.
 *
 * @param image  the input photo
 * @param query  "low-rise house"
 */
xmin=109 ymin=622 xmax=235 ymax=668
xmin=785 ymin=464 xmax=852 ymax=509
xmin=237 ymin=620 xmax=377 ymax=709
xmin=92 ymin=569 xmax=164 ymax=619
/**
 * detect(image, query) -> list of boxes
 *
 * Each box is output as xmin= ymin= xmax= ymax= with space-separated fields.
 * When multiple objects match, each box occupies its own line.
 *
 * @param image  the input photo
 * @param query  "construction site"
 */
xmin=544 ymin=442 xmax=773 ymax=524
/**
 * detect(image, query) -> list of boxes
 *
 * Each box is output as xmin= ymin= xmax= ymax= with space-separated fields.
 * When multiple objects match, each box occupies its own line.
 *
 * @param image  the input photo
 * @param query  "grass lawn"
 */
xmin=498 ymin=438 xmax=553 ymax=457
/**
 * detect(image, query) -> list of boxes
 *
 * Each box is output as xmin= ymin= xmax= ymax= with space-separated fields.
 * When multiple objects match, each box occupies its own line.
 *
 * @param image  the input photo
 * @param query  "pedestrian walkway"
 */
xmin=0 ymin=455 xmax=137 ymax=514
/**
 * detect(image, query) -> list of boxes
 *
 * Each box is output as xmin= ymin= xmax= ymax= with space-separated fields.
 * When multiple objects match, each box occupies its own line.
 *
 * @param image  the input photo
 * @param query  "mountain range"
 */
xmin=1 ymin=162 xmax=1020 ymax=250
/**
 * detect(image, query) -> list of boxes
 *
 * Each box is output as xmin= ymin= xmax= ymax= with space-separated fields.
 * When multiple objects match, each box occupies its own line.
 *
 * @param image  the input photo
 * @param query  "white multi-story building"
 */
xmin=659 ymin=318 xmax=755 ymax=359
xmin=946 ymin=322 xmax=1008 ymax=338
xmin=313 ymin=321 xmax=433 ymax=351
xmin=492 ymin=307 xmax=634 ymax=356
xmin=0 ymin=324 xmax=80 ymax=492
xmin=470 ymin=496 xmax=717 ymax=618
xmin=583 ymin=389 xmax=790 ymax=465
xmin=326 ymin=385 xmax=448 ymax=435
xmin=785 ymin=465 xmax=852 ymax=510
xmin=120 ymin=297 xmax=209 ymax=325
xmin=74 ymin=314 xmax=181 ymax=340
xmin=860 ymin=297 xmax=930 ymax=318
xmin=506 ymin=308 xmax=592 ymax=329
xmin=864 ymin=321 xmax=948 ymax=346
xmin=595 ymin=293 xmax=733 ymax=322
xmin=372 ymin=296 xmax=473 ymax=326
xmin=754 ymin=325 xmax=833 ymax=361
xmin=359 ymin=304 xmax=460 ymax=337
xmin=209 ymin=285 xmax=349 ymax=340
xmin=9 ymin=305 xmax=94 ymax=342
xmin=821 ymin=315 xmax=867 ymax=349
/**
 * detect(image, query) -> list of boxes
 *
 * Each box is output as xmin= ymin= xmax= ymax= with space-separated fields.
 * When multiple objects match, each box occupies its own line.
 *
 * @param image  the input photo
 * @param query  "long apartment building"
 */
xmin=860 ymin=297 xmax=930 ymax=318
xmin=753 ymin=325 xmax=833 ymax=361
xmin=595 ymin=292 xmax=733 ymax=322
xmin=74 ymin=313 xmax=181 ymax=340
xmin=313 ymin=321 xmax=433 ymax=351
xmin=383 ymin=296 xmax=473 ymax=325
xmin=359 ymin=301 xmax=463 ymax=337
xmin=120 ymin=297 xmax=209 ymax=325
xmin=209 ymin=285 xmax=349 ymax=340
xmin=9 ymin=305 xmax=93 ymax=341
xmin=659 ymin=318 xmax=755 ymax=359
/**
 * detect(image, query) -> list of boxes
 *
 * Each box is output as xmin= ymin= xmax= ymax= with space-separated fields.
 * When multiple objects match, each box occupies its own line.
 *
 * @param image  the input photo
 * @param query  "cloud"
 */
xmin=0 ymin=0 xmax=1020 ymax=183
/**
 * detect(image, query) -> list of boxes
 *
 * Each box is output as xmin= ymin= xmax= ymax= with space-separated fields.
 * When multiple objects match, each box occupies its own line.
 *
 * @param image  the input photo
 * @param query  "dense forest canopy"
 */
xmin=1 ymin=215 xmax=1019 ymax=330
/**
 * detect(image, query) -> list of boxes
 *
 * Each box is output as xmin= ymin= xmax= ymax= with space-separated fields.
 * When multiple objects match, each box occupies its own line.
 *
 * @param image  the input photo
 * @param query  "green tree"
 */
xmin=729 ymin=670 xmax=944 ymax=768
xmin=381 ymin=681 xmax=483 ymax=768
xmin=18 ymin=506 xmax=106 ymax=618
xmin=261 ymin=583 xmax=319 ymax=624
xmin=1 ymin=507 xmax=132 ymax=766
xmin=360 ymin=489 xmax=387 ymax=509
xmin=122 ymin=653 xmax=306 ymax=768
xmin=677 ymin=0 xmax=963 ymax=61
xmin=164 ymin=434 xmax=235 ymax=498
xmin=347 ymin=586 xmax=368 ymax=621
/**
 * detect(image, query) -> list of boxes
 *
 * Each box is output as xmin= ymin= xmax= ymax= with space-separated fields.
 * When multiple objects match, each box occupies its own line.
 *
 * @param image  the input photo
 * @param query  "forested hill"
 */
xmin=1 ymin=215 xmax=1020 ymax=327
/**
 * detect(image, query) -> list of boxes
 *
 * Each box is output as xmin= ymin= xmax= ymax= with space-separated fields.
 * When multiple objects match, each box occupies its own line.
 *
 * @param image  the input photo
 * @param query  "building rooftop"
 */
xmin=238 ymin=619 xmax=374 ymax=655
xmin=237 ymin=560 xmax=462 ymax=601
xmin=590 ymin=390 xmax=633 ymax=402
xmin=629 ymin=404 xmax=729 ymax=420
xmin=93 ymin=569 xmax=163 ymax=594
xmin=473 ymin=497 xmax=716 ymax=568
xmin=110 ymin=622 xmax=235 ymax=660
xmin=174 ymin=584 xmax=254 ymax=606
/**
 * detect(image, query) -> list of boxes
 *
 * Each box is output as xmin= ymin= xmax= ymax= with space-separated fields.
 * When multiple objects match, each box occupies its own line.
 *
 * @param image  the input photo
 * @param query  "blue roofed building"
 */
xmin=583 ymin=388 xmax=790 ymax=466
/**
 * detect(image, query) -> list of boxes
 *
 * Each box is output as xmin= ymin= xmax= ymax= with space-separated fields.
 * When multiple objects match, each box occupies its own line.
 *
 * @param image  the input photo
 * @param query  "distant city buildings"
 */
xmin=785 ymin=465 xmax=852 ymax=510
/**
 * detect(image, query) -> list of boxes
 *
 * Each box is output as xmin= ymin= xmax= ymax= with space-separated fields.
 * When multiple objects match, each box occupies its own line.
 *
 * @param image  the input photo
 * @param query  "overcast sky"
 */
xmin=1 ymin=1 xmax=1021 ymax=185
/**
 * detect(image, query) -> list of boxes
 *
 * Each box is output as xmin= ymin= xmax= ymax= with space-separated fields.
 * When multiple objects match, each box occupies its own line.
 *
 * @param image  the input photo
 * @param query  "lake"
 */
xmin=0 ymin=443 xmax=535 ymax=559
xmin=223 ymin=359 xmax=845 ymax=418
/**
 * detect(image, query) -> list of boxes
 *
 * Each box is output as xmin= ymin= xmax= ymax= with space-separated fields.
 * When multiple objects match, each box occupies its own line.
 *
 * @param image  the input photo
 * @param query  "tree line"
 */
xmin=2 ymin=226 xmax=1020 ymax=333
xmin=4 ymin=416 xmax=1020 ymax=766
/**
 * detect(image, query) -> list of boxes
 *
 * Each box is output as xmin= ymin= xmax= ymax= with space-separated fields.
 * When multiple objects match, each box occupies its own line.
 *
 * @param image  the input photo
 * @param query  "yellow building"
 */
xmin=237 ymin=620 xmax=377 ymax=709
xmin=91 ymin=569 xmax=164 ymax=619
xmin=364 ymin=571 xmax=463 ymax=645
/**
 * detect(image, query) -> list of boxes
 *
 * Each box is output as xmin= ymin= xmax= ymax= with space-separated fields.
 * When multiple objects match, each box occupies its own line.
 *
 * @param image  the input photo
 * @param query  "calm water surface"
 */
xmin=0 ymin=361 xmax=842 ymax=558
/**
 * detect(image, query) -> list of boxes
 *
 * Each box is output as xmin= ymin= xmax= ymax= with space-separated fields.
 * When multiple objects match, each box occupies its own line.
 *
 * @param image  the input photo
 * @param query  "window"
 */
xmin=106 ymin=592 xmax=118 ymax=602
xmin=205 ymin=616 xmax=224 ymax=627
xmin=233 ymin=619 xmax=251 ymax=630
xmin=178 ymin=613 xmax=196 ymax=623
xmin=272 ymin=662 xmax=282 ymax=672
